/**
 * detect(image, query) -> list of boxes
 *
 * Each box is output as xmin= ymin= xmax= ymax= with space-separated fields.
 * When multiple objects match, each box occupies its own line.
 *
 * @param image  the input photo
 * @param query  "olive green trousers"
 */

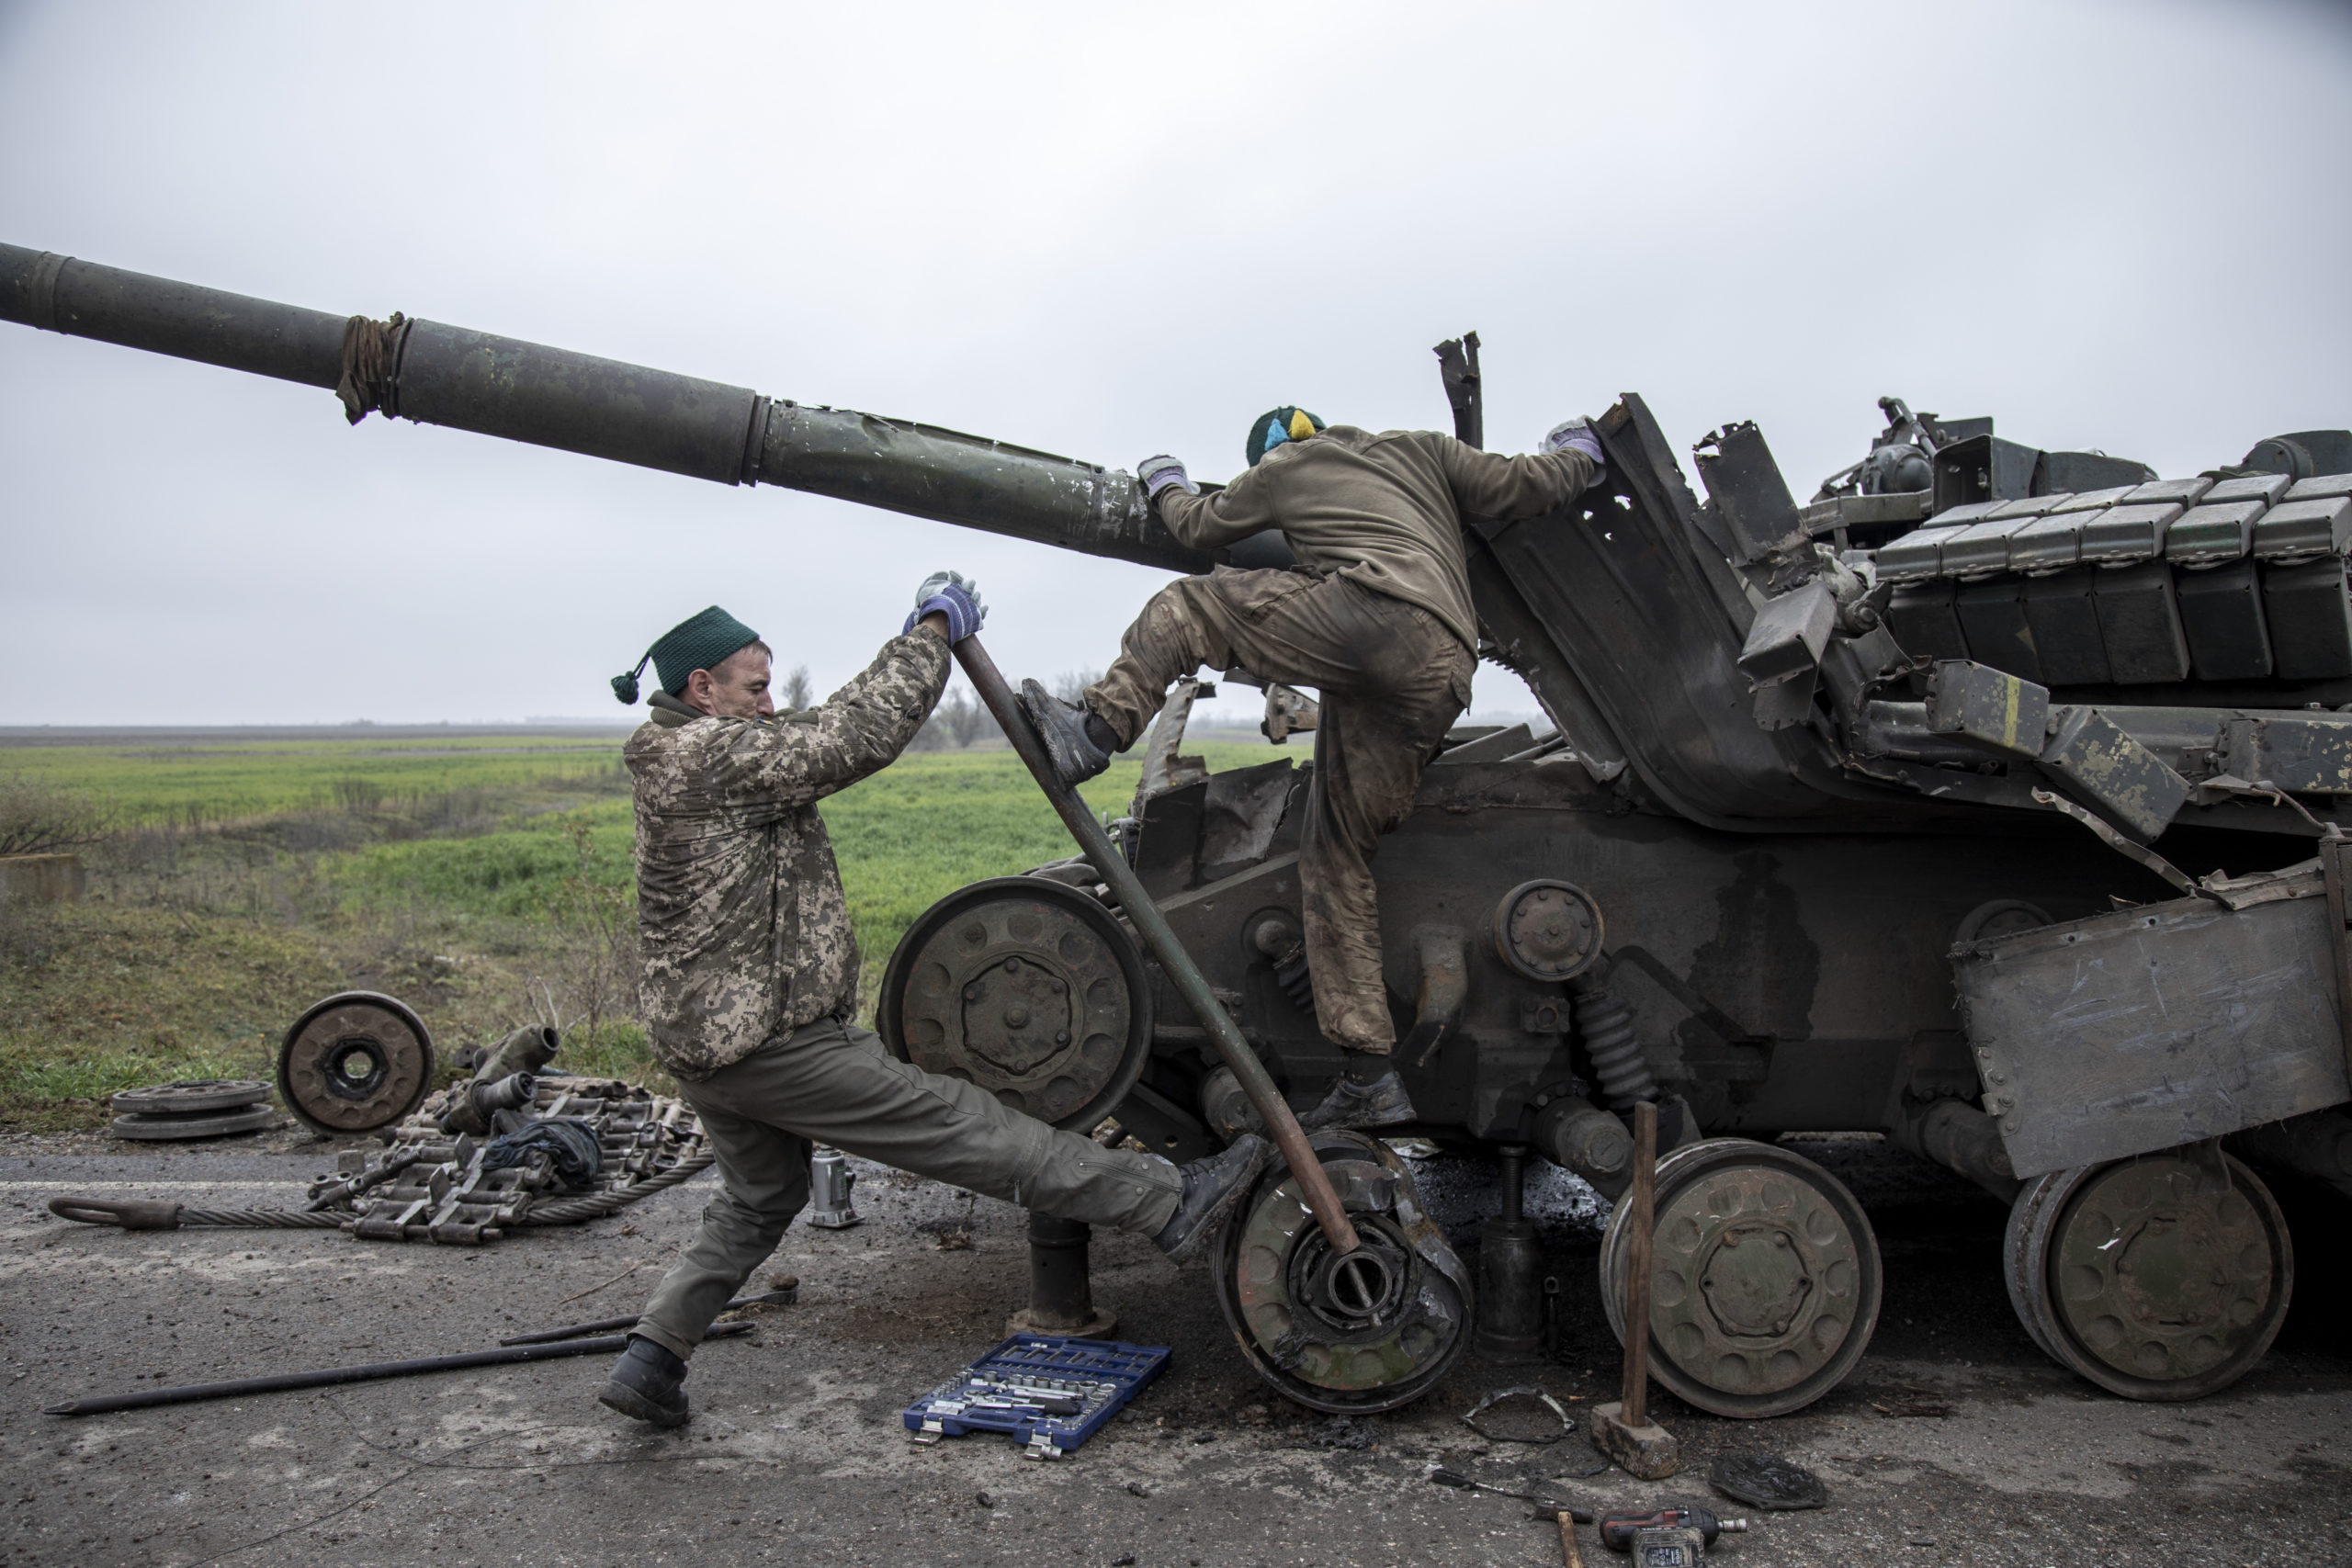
xmin=1086 ymin=568 xmax=1474 ymax=1054
xmin=634 ymin=1016 xmax=1182 ymax=1359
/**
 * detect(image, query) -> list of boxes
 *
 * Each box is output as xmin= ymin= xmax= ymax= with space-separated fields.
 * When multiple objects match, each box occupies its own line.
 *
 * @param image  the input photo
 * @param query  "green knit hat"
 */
xmin=611 ymin=605 xmax=762 ymax=705
xmin=1246 ymin=406 xmax=1327 ymax=468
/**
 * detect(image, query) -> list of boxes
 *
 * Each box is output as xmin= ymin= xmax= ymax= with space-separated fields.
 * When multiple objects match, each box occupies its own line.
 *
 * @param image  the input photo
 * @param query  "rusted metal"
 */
xmin=109 ymin=1079 xmax=268 ymax=1115
xmin=1007 ymin=1213 xmax=1115 ymax=1339
xmin=277 ymin=991 xmax=436 ymax=1134
xmin=1620 ymin=1103 xmax=1657 ymax=1428
xmin=108 ymin=1079 xmax=277 ymax=1141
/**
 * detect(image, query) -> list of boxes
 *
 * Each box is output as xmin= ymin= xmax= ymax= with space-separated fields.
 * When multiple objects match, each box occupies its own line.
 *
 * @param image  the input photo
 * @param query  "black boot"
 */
xmin=1301 ymin=1055 xmax=1417 ymax=1131
xmin=1018 ymin=679 xmax=1113 ymax=787
xmin=598 ymin=1334 xmax=690 ymax=1427
xmin=1153 ymin=1134 xmax=1272 ymax=1264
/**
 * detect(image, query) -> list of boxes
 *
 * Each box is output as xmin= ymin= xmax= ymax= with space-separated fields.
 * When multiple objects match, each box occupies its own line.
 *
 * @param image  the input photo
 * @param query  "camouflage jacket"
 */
xmin=625 ymin=631 xmax=950 ymax=1078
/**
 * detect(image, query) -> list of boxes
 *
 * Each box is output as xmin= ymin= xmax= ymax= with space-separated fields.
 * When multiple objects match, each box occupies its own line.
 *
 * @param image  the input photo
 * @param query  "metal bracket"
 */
xmin=2030 ymin=788 xmax=2215 ymax=903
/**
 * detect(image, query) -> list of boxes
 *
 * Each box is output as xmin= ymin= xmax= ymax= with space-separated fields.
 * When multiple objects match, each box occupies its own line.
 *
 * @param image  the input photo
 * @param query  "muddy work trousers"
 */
xmin=635 ymin=1016 xmax=1182 ymax=1359
xmin=1086 ymin=568 xmax=1474 ymax=1054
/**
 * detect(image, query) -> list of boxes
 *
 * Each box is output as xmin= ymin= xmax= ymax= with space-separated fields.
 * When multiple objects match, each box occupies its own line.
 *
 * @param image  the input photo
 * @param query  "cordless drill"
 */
xmin=1598 ymin=1506 xmax=1748 ymax=1564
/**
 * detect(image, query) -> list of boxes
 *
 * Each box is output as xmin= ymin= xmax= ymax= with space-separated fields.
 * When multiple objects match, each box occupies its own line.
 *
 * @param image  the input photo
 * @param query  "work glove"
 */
xmin=1136 ymin=454 xmax=1198 ymax=501
xmin=1542 ymin=417 xmax=1606 ymax=479
xmin=906 ymin=570 xmax=987 ymax=643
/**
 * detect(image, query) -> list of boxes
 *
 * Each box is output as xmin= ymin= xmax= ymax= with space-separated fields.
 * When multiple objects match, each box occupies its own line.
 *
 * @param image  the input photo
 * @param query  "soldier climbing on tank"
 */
xmin=1020 ymin=408 xmax=1606 ymax=1131
xmin=595 ymin=588 xmax=1269 ymax=1428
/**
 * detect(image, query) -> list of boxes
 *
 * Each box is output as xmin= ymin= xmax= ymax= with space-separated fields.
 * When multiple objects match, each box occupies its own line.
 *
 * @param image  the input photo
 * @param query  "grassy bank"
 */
xmin=0 ymin=730 xmax=1279 ymax=1130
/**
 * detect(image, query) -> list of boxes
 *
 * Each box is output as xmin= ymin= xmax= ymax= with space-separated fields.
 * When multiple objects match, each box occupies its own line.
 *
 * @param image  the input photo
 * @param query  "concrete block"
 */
xmin=0 ymin=853 xmax=85 ymax=904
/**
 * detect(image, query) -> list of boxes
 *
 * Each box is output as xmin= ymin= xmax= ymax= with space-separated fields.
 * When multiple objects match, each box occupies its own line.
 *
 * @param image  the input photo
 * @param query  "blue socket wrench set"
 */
xmin=902 ymin=1334 xmax=1170 ymax=1459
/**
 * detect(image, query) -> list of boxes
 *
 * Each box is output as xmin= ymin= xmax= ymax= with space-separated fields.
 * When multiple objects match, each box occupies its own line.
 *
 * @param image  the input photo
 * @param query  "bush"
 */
xmin=0 ymin=773 xmax=106 ymax=857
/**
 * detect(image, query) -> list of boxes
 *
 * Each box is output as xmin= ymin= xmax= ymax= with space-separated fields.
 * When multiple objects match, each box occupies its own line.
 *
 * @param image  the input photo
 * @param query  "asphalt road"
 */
xmin=3 ymin=1132 xmax=2347 ymax=1568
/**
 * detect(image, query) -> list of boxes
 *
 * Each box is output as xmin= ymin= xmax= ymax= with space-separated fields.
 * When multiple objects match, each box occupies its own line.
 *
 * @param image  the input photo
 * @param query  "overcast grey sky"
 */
xmin=3 ymin=0 xmax=2346 ymax=727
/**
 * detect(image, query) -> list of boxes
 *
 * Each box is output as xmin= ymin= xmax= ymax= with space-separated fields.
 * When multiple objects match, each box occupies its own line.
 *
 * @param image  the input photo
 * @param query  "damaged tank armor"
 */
xmin=12 ymin=247 xmax=2350 ymax=1416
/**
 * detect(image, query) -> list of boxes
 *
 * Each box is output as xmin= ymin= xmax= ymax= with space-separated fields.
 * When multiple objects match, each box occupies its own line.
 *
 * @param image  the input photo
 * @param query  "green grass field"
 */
xmin=0 ymin=728 xmax=1283 ymax=1129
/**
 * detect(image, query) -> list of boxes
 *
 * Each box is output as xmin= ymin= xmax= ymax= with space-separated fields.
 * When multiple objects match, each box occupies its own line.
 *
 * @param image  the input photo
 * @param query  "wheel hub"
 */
xmin=1218 ymin=1133 xmax=1469 ymax=1412
xmin=1699 ymin=1224 xmax=1812 ymax=1338
xmin=1650 ymin=1167 xmax=1860 ymax=1396
xmin=323 ymin=1037 xmax=390 ymax=1100
xmin=959 ymin=955 xmax=1076 ymax=1076
xmin=2052 ymin=1157 xmax=2277 ymax=1382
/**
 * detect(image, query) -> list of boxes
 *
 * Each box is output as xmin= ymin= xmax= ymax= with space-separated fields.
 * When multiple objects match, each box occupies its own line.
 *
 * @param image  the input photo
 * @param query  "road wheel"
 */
xmin=277 ymin=992 xmax=436 ymax=1134
xmin=1600 ymin=1137 xmax=1883 ymax=1417
xmin=1211 ymin=1130 xmax=1471 ymax=1414
xmin=2005 ymin=1148 xmax=2291 ymax=1400
xmin=879 ymin=877 xmax=1152 ymax=1133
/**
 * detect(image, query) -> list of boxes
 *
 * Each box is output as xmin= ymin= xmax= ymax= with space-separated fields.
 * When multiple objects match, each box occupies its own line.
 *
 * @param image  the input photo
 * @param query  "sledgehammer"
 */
xmin=953 ymin=634 xmax=1363 ymax=1258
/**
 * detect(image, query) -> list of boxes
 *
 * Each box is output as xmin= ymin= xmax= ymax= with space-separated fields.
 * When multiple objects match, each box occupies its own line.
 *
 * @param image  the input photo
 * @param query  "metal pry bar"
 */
xmin=951 ymin=634 xmax=1363 ymax=1258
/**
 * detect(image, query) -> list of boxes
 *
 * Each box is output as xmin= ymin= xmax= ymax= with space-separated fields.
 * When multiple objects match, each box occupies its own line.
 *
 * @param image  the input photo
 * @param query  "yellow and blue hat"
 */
xmin=1246 ymin=406 xmax=1327 ymax=468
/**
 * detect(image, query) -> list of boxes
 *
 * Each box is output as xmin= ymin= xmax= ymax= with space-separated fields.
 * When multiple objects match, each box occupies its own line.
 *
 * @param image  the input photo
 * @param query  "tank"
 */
xmin=8 ymin=243 xmax=2350 ymax=1416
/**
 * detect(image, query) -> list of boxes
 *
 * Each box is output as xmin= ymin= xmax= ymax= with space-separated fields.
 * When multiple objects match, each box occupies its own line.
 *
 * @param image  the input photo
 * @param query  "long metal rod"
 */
xmin=499 ymin=1288 xmax=793 ymax=1346
xmin=952 ymin=635 xmax=1361 ymax=1256
xmin=46 ymin=1323 xmax=753 ymax=1416
xmin=1620 ymin=1100 xmax=1658 ymax=1429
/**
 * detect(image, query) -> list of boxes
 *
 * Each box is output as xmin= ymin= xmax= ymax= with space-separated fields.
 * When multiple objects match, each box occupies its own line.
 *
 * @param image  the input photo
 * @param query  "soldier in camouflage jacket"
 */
xmin=597 ymin=586 xmax=1271 ymax=1429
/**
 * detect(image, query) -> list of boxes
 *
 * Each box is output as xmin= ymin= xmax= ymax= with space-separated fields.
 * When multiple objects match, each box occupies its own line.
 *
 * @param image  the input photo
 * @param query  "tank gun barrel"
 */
xmin=0 ymin=243 xmax=1236 ymax=575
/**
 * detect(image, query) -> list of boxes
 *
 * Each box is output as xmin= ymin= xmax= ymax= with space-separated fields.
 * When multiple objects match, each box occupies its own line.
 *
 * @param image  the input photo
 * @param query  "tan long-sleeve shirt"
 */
xmin=1152 ymin=426 xmax=1595 ymax=653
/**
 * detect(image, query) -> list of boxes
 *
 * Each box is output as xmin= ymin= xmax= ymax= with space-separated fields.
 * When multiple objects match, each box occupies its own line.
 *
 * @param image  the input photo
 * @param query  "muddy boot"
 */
xmin=1018 ymin=679 xmax=1113 ymax=787
xmin=598 ymin=1334 xmax=690 ymax=1428
xmin=1301 ymin=1062 xmax=1417 ymax=1132
xmin=1153 ymin=1134 xmax=1272 ymax=1264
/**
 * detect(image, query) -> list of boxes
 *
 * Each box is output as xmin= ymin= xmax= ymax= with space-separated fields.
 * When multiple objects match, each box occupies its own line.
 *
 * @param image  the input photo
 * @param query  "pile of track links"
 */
xmin=52 ymin=1078 xmax=710 ymax=1247
xmin=312 ymin=1077 xmax=712 ymax=1244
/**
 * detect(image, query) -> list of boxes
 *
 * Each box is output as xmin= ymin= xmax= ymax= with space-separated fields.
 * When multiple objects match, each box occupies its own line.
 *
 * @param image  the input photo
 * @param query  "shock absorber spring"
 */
xmin=1273 ymin=949 xmax=1317 ymax=1017
xmin=1571 ymin=972 xmax=1655 ymax=1111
